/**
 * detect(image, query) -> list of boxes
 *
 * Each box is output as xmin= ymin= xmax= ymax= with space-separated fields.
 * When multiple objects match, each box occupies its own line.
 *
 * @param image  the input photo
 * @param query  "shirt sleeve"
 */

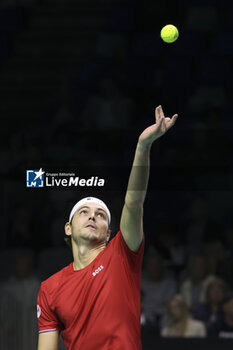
xmin=113 ymin=230 xmax=145 ymax=272
xmin=37 ymin=283 xmax=61 ymax=334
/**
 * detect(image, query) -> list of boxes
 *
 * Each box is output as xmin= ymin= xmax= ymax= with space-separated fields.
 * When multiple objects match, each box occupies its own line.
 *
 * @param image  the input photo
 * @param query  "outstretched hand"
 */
xmin=138 ymin=105 xmax=178 ymax=147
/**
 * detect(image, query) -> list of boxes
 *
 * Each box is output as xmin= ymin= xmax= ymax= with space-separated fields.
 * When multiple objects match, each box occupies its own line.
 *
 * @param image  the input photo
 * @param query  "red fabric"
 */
xmin=37 ymin=230 xmax=144 ymax=350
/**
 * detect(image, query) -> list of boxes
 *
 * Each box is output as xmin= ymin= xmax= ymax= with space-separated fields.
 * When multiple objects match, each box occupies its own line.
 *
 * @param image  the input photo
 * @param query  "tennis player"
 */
xmin=37 ymin=105 xmax=178 ymax=350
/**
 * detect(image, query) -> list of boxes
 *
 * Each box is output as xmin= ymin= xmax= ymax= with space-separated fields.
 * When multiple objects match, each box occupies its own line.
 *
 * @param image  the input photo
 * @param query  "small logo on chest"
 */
xmin=92 ymin=265 xmax=104 ymax=277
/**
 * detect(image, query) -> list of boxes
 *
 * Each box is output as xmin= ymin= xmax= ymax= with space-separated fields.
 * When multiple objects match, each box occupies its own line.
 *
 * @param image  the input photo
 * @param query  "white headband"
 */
xmin=69 ymin=197 xmax=111 ymax=224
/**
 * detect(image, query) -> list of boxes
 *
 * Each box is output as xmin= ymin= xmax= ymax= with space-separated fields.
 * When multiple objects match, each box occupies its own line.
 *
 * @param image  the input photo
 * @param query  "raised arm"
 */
xmin=120 ymin=105 xmax=178 ymax=252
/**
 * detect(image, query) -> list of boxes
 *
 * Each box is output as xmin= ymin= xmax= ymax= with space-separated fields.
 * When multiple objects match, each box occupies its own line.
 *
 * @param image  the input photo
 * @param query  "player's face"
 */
xmin=70 ymin=204 xmax=110 ymax=245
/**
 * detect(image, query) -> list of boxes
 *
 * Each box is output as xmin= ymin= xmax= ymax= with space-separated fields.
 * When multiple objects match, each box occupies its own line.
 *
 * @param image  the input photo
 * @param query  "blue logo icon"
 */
xmin=26 ymin=168 xmax=45 ymax=187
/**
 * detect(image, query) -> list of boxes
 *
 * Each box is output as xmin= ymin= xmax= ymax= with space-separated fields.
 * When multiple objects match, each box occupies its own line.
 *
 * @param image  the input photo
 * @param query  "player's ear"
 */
xmin=64 ymin=222 xmax=72 ymax=237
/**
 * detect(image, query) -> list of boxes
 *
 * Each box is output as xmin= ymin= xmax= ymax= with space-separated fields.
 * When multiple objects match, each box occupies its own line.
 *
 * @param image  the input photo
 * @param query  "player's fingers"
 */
xmin=171 ymin=113 xmax=178 ymax=123
xmin=168 ymin=114 xmax=178 ymax=128
xmin=159 ymin=105 xmax=165 ymax=118
xmin=161 ymin=116 xmax=167 ymax=131
xmin=157 ymin=115 xmax=164 ymax=128
xmin=155 ymin=105 xmax=162 ymax=123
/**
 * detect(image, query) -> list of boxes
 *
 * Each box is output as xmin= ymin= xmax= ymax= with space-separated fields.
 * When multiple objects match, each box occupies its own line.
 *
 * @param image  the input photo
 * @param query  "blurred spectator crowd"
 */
xmin=0 ymin=0 xmax=233 ymax=349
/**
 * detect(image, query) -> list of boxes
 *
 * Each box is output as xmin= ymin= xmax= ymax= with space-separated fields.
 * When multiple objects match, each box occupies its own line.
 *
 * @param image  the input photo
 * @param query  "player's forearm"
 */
xmin=125 ymin=140 xmax=151 ymax=207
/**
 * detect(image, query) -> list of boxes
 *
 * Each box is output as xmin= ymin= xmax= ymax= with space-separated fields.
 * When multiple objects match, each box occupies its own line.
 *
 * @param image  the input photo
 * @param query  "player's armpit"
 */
xmin=37 ymin=330 xmax=59 ymax=350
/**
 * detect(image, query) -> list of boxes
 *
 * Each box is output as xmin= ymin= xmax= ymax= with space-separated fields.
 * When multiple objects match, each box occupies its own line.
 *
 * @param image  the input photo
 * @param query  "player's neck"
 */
xmin=72 ymin=242 xmax=106 ymax=270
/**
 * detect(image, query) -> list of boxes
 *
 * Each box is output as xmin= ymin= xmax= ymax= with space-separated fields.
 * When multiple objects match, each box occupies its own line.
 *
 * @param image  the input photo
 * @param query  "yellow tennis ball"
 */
xmin=160 ymin=24 xmax=179 ymax=43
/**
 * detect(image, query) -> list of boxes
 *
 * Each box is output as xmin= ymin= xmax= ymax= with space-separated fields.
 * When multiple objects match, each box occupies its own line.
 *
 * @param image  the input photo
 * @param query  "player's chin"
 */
xmin=83 ymin=229 xmax=100 ymax=240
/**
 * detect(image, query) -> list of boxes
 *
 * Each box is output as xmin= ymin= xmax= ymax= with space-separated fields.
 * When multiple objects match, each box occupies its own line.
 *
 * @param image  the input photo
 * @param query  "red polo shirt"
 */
xmin=37 ymin=230 xmax=144 ymax=350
